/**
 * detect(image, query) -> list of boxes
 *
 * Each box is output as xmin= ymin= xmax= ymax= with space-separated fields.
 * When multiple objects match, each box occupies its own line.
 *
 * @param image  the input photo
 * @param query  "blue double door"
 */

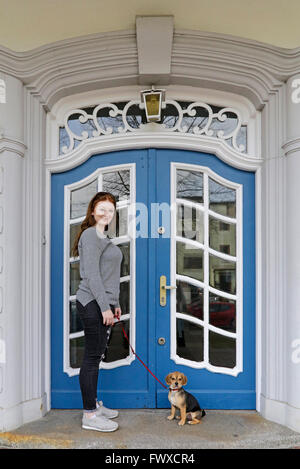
xmin=51 ymin=148 xmax=256 ymax=409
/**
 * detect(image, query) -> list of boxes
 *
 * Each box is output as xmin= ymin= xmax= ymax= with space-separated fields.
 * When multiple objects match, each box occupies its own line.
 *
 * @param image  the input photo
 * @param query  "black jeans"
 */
xmin=76 ymin=299 xmax=115 ymax=412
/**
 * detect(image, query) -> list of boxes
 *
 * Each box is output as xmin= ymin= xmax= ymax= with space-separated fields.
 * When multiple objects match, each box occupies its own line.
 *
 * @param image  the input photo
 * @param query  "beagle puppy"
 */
xmin=165 ymin=371 xmax=206 ymax=426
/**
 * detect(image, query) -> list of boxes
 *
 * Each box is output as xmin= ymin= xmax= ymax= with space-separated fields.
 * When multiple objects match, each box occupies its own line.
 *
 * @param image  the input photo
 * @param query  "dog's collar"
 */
xmin=169 ymin=387 xmax=180 ymax=392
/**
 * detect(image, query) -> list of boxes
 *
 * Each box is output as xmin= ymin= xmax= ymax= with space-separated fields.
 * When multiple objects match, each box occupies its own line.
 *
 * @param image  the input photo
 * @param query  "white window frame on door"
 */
xmin=63 ymin=162 xmax=136 ymax=377
xmin=170 ymin=162 xmax=243 ymax=377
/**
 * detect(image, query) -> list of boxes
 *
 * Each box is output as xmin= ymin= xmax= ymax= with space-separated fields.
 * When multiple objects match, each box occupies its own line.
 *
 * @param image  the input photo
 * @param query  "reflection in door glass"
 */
xmin=177 ymin=203 xmax=204 ymax=243
xmin=176 ymin=319 xmax=204 ymax=362
xmin=119 ymin=280 xmax=130 ymax=316
xmin=70 ymin=337 xmax=85 ymax=369
xmin=176 ymin=169 xmax=203 ymax=204
xmin=209 ymin=331 xmax=236 ymax=368
xmin=70 ymin=179 xmax=98 ymax=219
xmin=102 ymin=170 xmax=130 ymax=202
xmin=209 ymin=216 xmax=236 ymax=256
xmin=70 ymin=223 xmax=81 ymax=257
xmin=114 ymin=206 xmax=128 ymax=237
xmin=176 ymin=280 xmax=204 ymax=321
xmin=176 ymin=242 xmax=204 ymax=282
xmin=69 ymin=300 xmax=83 ymax=334
xmin=70 ymin=261 xmax=80 ymax=296
xmin=209 ymin=177 xmax=236 ymax=218
xmin=104 ymin=320 xmax=130 ymax=363
xmin=209 ymin=292 xmax=236 ymax=333
xmin=209 ymin=254 xmax=236 ymax=295
xmin=119 ymin=243 xmax=130 ymax=277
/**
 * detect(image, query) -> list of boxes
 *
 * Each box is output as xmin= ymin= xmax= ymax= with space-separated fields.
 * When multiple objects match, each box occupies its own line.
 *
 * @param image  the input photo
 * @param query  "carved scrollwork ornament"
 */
xmin=61 ymin=99 xmax=246 ymax=155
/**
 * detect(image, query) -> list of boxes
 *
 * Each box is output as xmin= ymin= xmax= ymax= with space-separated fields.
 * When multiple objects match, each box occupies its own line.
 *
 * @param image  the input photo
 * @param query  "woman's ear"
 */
xmin=165 ymin=373 xmax=172 ymax=385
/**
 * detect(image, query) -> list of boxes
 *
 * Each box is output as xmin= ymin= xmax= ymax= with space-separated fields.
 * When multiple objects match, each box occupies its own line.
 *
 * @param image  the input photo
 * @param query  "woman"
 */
xmin=72 ymin=191 xmax=123 ymax=432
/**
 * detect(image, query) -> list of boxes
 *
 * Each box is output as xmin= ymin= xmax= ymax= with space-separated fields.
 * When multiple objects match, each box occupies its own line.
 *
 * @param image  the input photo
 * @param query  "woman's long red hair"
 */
xmin=71 ymin=192 xmax=117 ymax=258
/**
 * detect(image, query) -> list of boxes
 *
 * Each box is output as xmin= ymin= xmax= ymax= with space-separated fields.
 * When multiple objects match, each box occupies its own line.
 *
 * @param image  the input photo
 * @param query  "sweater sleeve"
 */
xmin=80 ymin=234 xmax=111 ymax=312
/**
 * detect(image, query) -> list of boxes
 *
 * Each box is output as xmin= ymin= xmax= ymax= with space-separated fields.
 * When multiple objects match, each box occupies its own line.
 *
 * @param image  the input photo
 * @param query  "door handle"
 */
xmin=160 ymin=275 xmax=177 ymax=306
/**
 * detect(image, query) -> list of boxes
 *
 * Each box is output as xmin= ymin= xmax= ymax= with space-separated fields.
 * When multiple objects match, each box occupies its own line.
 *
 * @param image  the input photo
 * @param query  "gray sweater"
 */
xmin=76 ymin=225 xmax=123 ymax=312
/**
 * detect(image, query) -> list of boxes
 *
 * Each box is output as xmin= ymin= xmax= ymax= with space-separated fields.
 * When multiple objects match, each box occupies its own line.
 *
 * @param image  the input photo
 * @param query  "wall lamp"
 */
xmin=140 ymin=87 xmax=166 ymax=122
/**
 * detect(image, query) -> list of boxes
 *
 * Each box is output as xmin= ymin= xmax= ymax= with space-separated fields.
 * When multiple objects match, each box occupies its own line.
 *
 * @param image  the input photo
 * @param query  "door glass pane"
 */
xmin=70 ymin=179 xmax=98 ymax=219
xmin=209 ymin=254 xmax=236 ymax=294
xmin=209 ymin=216 xmax=236 ymax=256
xmin=209 ymin=177 xmax=236 ymax=218
xmin=69 ymin=300 xmax=83 ymax=334
xmin=176 ymin=319 xmax=204 ymax=362
xmin=102 ymin=170 xmax=130 ymax=202
xmin=209 ymin=331 xmax=236 ymax=368
xmin=177 ymin=241 xmax=204 ymax=282
xmin=117 ymin=207 xmax=128 ymax=237
xmin=209 ymin=292 xmax=236 ymax=333
xmin=177 ymin=203 xmax=204 ymax=243
xmin=107 ymin=206 xmax=128 ymax=239
xmin=119 ymin=280 xmax=130 ymax=315
xmin=104 ymin=320 xmax=130 ymax=363
xmin=176 ymin=280 xmax=204 ymax=321
xmin=119 ymin=243 xmax=130 ymax=277
xmin=176 ymin=169 xmax=203 ymax=204
xmin=70 ymin=223 xmax=81 ymax=257
xmin=70 ymin=336 xmax=85 ymax=369
xmin=70 ymin=261 xmax=80 ymax=296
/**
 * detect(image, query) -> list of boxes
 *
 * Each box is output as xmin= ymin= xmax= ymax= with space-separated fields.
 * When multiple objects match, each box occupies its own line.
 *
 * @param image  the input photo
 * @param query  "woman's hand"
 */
xmin=102 ymin=309 xmax=115 ymax=326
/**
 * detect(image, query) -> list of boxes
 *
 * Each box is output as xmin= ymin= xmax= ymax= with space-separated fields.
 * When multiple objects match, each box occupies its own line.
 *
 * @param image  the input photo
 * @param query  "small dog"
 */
xmin=165 ymin=371 xmax=206 ymax=426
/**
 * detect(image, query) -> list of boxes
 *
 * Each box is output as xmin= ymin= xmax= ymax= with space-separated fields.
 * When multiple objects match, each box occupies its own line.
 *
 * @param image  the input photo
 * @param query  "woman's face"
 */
xmin=92 ymin=200 xmax=115 ymax=227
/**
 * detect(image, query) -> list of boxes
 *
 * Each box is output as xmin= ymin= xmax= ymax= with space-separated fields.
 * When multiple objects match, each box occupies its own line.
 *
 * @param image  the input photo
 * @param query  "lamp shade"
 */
xmin=141 ymin=88 xmax=165 ymax=122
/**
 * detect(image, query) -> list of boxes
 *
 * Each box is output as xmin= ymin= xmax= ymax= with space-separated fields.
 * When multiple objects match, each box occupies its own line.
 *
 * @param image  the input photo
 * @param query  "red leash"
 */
xmin=117 ymin=319 xmax=168 ymax=390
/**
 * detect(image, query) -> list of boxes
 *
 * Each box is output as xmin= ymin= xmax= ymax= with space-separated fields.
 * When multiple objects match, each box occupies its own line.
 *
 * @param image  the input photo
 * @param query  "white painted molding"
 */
xmin=18 ymin=89 xmax=47 ymax=420
xmin=0 ymin=394 xmax=47 ymax=432
xmin=259 ymin=87 xmax=287 ymax=414
xmin=0 ymin=29 xmax=297 ymax=110
xmin=0 ymin=79 xmax=5 ymax=104
xmin=260 ymin=394 xmax=300 ymax=434
xmin=282 ymin=137 xmax=300 ymax=156
xmin=0 ymin=136 xmax=27 ymax=157
xmin=0 ymin=165 xmax=3 ymax=193
xmin=46 ymin=133 xmax=262 ymax=174
xmin=136 ymin=16 xmax=174 ymax=85
xmin=53 ymin=86 xmax=257 ymax=122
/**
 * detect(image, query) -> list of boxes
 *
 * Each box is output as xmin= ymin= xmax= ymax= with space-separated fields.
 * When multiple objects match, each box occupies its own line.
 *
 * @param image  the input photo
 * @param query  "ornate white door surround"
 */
xmin=0 ymin=28 xmax=300 ymax=433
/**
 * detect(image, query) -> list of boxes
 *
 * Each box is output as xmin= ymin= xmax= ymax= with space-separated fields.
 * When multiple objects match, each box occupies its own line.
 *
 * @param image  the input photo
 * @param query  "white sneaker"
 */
xmin=82 ymin=414 xmax=119 ymax=432
xmin=96 ymin=400 xmax=119 ymax=419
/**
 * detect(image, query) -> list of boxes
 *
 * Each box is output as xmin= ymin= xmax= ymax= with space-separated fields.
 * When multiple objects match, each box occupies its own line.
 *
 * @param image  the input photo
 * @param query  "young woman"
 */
xmin=72 ymin=192 xmax=123 ymax=432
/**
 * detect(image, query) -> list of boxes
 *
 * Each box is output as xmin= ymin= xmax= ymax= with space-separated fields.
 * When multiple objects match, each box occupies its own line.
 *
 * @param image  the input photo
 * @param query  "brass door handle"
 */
xmin=160 ymin=275 xmax=177 ymax=306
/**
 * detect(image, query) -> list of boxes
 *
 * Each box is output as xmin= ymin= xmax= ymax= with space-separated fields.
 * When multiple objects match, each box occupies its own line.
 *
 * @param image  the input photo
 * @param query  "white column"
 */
xmin=281 ymin=74 xmax=300 ymax=432
xmin=0 ymin=73 xmax=26 ymax=431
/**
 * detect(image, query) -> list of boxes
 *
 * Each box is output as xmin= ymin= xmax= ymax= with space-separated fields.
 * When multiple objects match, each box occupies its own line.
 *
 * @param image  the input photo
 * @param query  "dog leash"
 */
xmin=117 ymin=319 xmax=168 ymax=390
